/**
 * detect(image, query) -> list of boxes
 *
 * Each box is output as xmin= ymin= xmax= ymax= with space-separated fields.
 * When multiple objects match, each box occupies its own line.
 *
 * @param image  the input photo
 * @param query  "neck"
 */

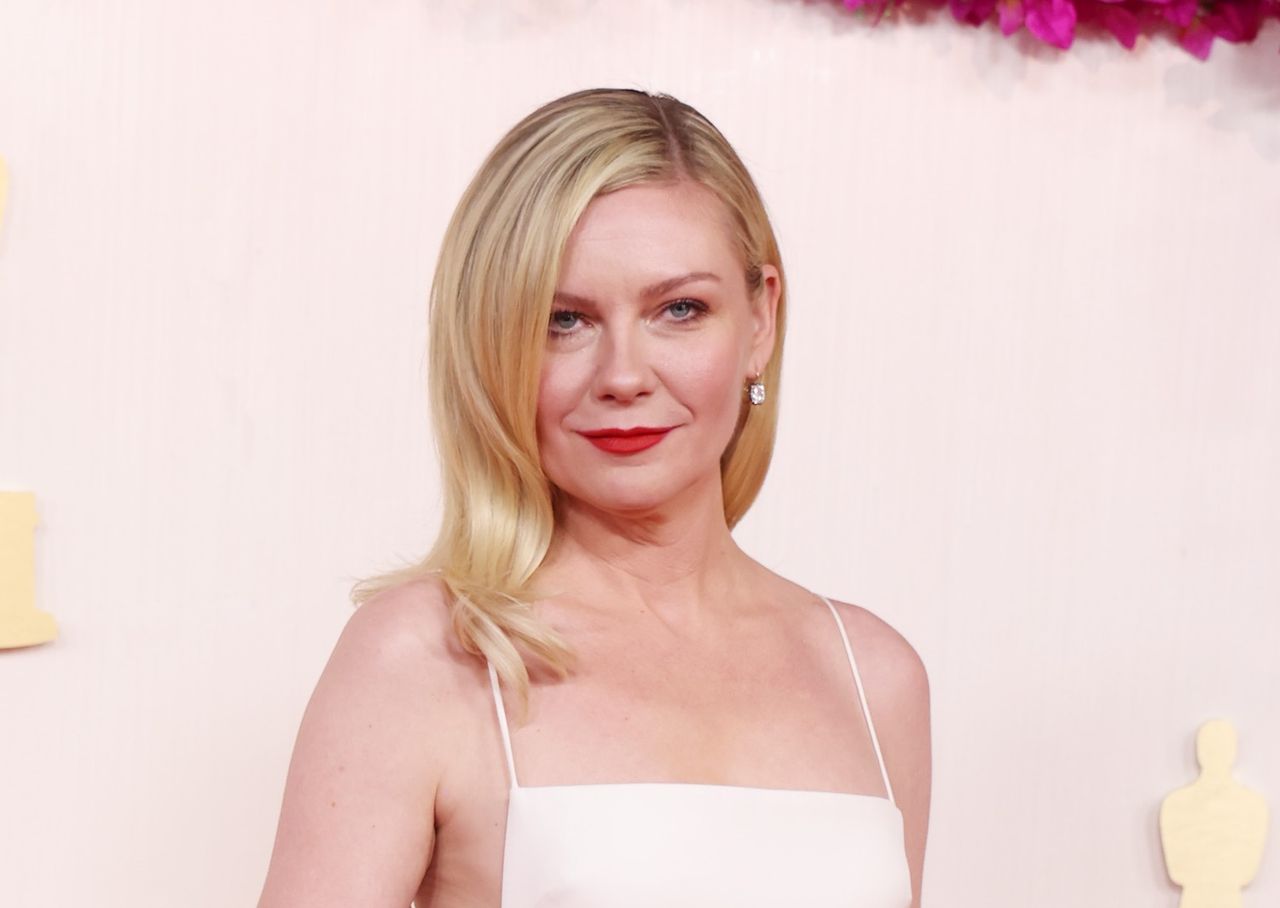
xmin=533 ymin=473 xmax=757 ymax=628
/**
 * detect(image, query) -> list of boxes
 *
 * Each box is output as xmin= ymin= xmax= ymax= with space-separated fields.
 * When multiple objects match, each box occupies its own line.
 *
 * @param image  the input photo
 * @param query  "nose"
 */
xmin=591 ymin=323 xmax=655 ymax=404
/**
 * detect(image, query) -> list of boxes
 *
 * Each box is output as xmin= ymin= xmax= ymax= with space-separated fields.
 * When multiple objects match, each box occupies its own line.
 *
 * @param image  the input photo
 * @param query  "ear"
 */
xmin=747 ymin=263 xmax=780 ymax=375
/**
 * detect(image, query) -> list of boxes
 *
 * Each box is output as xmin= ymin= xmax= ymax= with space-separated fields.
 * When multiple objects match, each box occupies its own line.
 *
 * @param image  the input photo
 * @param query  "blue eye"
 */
xmin=667 ymin=299 xmax=708 ymax=321
xmin=549 ymin=310 xmax=583 ymax=335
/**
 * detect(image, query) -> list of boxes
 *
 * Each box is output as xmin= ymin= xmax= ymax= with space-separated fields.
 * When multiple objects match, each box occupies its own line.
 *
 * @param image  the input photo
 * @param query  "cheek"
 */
xmin=536 ymin=357 xmax=586 ymax=437
xmin=667 ymin=342 xmax=742 ymax=416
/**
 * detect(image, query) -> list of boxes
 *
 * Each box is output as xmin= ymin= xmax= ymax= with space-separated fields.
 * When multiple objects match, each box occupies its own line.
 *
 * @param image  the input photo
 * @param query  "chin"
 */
xmin=565 ymin=470 xmax=709 ymax=515
xmin=574 ymin=489 xmax=674 ymax=517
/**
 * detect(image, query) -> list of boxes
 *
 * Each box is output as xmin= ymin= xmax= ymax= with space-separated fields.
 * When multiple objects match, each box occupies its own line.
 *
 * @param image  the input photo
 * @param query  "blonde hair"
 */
xmin=350 ymin=88 xmax=788 ymax=716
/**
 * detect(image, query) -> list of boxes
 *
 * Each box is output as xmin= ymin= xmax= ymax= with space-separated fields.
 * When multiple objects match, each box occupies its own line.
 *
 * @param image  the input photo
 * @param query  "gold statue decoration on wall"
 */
xmin=1160 ymin=718 xmax=1269 ymax=908
xmin=0 ymin=492 xmax=57 ymax=648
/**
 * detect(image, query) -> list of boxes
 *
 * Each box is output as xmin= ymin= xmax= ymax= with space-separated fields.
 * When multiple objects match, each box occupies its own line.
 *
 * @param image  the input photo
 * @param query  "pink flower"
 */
xmin=822 ymin=0 xmax=1280 ymax=61
xmin=997 ymin=0 xmax=1026 ymax=34
xmin=1178 ymin=18 xmax=1216 ymax=56
xmin=1162 ymin=0 xmax=1198 ymax=28
xmin=843 ymin=0 xmax=892 ymax=25
xmin=952 ymin=0 xmax=999 ymax=26
xmin=1096 ymin=4 xmax=1142 ymax=46
xmin=1024 ymin=0 xmax=1078 ymax=46
xmin=1206 ymin=0 xmax=1264 ymax=41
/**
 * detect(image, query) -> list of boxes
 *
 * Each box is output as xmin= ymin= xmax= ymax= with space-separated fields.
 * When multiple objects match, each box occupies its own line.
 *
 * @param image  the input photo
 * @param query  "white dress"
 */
xmin=487 ymin=594 xmax=913 ymax=907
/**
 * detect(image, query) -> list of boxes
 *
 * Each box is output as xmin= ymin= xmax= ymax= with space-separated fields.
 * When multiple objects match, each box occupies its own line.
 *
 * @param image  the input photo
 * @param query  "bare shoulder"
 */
xmin=826 ymin=596 xmax=932 ymax=908
xmin=826 ymin=597 xmax=930 ymax=703
xmin=257 ymin=574 xmax=466 ymax=908
xmin=342 ymin=573 xmax=465 ymax=666
xmin=310 ymin=574 xmax=474 ymax=723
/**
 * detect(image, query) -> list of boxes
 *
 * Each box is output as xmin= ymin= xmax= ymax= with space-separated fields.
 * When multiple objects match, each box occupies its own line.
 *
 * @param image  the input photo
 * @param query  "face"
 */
xmin=537 ymin=180 xmax=779 ymax=518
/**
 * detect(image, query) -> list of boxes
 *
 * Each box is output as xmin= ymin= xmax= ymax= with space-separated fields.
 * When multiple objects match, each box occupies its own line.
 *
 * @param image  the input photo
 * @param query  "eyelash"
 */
xmin=548 ymin=298 xmax=709 ymax=336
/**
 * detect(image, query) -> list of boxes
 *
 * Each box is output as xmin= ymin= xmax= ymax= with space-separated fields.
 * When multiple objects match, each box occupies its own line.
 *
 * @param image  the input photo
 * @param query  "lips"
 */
xmin=579 ymin=426 xmax=675 ymax=455
xmin=580 ymin=426 xmax=675 ymax=438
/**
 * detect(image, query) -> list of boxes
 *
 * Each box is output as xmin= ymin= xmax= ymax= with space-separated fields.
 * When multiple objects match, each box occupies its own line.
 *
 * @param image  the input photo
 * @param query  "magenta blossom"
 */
xmin=828 ymin=0 xmax=1280 ymax=59
xmin=1025 ymin=0 xmax=1079 ymax=46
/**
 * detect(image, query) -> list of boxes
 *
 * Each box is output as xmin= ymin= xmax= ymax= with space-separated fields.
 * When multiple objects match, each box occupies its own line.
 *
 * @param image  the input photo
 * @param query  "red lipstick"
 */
xmin=579 ymin=426 xmax=675 ymax=455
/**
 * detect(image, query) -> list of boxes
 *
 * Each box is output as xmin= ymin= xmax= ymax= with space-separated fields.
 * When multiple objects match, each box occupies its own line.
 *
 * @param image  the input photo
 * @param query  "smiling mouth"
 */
xmin=578 ymin=426 xmax=674 ymax=454
xmin=579 ymin=425 xmax=677 ymax=437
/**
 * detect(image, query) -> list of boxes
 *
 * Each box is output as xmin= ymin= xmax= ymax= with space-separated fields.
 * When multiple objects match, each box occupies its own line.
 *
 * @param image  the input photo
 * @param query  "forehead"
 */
xmin=560 ymin=181 xmax=740 ymax=282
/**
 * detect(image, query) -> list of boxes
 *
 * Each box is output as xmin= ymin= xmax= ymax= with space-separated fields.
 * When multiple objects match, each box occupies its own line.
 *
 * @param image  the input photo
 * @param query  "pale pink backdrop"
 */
xmin=1 ymin=1 xmax=1277 ymax=906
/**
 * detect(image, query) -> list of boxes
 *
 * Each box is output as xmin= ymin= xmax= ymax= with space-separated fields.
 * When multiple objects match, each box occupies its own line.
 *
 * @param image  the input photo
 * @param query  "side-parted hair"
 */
xmin=350 ymin=88 xmax=788 ymax=717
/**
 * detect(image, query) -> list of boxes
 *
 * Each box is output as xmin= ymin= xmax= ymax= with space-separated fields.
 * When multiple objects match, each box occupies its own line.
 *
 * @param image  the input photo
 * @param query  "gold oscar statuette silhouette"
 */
xmin=1160 ymin=719 xmax=1269 ymax=908
xmin=0 ymin=492 xmax=57 ymax=648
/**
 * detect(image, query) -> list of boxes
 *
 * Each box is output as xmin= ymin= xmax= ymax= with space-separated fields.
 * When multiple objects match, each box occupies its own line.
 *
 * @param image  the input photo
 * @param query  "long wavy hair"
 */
xmin=350 ymin=88 xmax=788 ymax=717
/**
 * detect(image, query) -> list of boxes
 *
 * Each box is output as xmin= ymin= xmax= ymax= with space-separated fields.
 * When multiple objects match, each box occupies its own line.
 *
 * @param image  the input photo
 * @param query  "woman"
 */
xmin=257 ymin=87 xmax=931 ymax=908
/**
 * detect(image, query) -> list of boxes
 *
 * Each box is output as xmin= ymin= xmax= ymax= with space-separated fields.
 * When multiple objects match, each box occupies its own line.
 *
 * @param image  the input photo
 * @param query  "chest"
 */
xmin=521 ymin=610 xmax=882 ymax=778
xmin=417 ymin=618 xmax=893 ymax=906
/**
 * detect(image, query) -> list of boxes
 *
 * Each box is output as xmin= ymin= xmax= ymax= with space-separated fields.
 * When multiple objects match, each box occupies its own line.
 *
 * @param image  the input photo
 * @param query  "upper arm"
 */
xmin=257 ymin=580 xmax=455 ymax=908
xmin=843 ymin=603 xmax=933 ymax=908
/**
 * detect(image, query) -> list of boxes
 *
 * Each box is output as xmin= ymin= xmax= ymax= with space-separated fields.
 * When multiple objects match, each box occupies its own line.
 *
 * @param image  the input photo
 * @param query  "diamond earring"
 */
xmin=747 ymin=372 xmax=766 ymax=406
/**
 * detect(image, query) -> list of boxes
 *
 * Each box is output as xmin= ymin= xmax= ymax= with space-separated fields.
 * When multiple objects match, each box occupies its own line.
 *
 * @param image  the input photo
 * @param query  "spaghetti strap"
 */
xmin=818 ymin=595 xmax=897 ymax=807
xmin=487 ymin=660 xmax=521 ymax=790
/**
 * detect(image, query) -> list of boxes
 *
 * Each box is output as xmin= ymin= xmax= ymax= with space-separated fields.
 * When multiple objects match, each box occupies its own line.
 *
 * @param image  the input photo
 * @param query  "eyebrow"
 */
xmin=553 ymin=271 xmax=721 ymax=308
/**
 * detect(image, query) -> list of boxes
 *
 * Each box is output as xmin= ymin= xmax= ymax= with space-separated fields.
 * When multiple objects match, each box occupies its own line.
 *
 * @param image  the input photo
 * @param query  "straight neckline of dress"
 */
xmin=508 ymin=779 xmax=902 ymax=815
